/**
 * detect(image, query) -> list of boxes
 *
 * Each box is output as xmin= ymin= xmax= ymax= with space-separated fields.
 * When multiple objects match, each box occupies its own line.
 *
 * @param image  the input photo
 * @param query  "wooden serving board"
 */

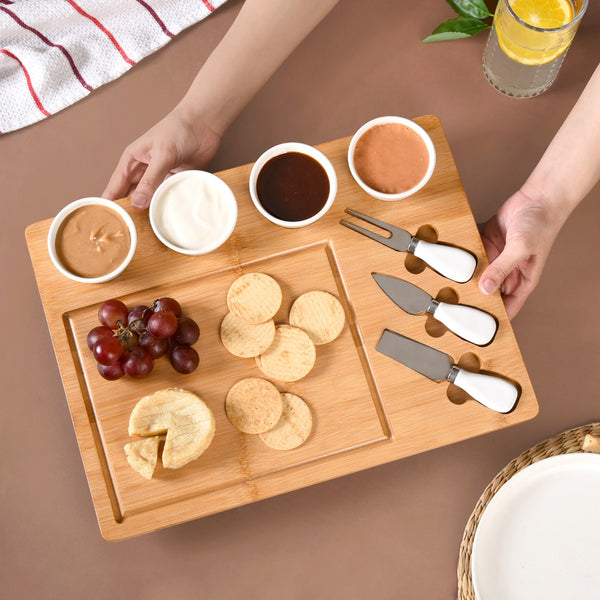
xmin=25 ymin=116 xmax=538 ymax=541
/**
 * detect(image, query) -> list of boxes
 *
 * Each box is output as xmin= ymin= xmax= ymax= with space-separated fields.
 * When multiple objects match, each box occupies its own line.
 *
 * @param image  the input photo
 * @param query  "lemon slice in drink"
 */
xmin=497 ymin=0 xmax=574 ymax=65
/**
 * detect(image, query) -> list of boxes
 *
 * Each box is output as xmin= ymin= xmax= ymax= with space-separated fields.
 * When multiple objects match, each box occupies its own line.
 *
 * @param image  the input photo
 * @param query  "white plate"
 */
xmin=471 ymin=453 xmax=600 ymax=600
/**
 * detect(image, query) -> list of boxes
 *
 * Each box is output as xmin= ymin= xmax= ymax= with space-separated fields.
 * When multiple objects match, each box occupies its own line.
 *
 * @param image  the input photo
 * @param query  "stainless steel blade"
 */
xmin=376 ymin=329 xmax=452 ymax=382
xmin=372 ymin=273 xmax=432 ymax=315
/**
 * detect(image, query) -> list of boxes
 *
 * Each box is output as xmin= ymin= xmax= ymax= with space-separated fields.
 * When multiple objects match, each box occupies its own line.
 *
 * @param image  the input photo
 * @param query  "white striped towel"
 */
xmin=0 ymin=0 xmax=228 ymax=135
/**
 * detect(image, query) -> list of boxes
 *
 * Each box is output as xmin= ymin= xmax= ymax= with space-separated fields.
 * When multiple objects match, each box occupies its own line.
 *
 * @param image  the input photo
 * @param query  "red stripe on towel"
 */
xmin=0 ymin=7 xmax=93 ymax=92
xmin=200 ymin=0 xmax=215 ymax=12
xmin=0 ymin=49 xmax=51 ymax=116
xmin=64 ymin=0 xmax=136 ymax=66
xmin=134 ymin=0 xmax=175 ymax=38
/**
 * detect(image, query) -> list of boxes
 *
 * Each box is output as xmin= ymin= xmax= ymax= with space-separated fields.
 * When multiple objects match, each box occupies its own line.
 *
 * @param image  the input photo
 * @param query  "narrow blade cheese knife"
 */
xmin=372 ymin=273 xmax=497 ymax=346
xmin=376 ymin=329 xmax=519 ymax=413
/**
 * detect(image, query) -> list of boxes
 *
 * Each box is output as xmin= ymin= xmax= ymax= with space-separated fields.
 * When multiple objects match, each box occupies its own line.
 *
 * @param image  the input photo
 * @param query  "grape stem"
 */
xmin=107 ymin=298 xmax=181 ymax=352
xmin=114 ymin=320 xmax=142 ymax=352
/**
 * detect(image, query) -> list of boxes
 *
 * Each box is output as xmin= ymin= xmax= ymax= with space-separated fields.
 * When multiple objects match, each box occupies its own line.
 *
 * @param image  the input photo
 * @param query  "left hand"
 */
xmin=102 ymin=106 xmax=222 ymax=210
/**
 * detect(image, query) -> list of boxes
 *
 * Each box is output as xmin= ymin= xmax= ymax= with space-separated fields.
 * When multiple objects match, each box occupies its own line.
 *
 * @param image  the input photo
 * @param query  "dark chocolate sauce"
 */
xmin=256 ymin=152 xmax=330 ymax=222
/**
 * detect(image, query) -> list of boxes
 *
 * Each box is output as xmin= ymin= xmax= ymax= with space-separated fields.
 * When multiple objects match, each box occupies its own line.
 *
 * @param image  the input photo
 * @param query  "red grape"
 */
xmin=138 ymin=331 xmax=169 ymax=359
xmin=121 ymin=347 xmax=154 ymax=378
xmin=172 ymin=317 xmax=200 ymax=346
xmin=87 ymin=326 xmax=114 ymax=351
xmin=170 ymin=345 xmax=199 ymax=374
xmin=97 ymin=361 xmax=125 ymax=381
xmin=154 ymin=297 xmax=181 ymax=317
xmin=127 ymin=305 xmax=151 ymax=329
xmin=148 ymin=310 xmax=178 ymax=338
xmin=88 ymin=295 xmax=199 ymax=380
xmin=98 ymin=299 xmax=128 ymax=329
xmin=93 ymin=336 xmax=124 ymax=365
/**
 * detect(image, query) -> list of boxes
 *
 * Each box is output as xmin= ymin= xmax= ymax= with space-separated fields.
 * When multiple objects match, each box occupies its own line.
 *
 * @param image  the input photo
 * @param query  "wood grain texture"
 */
xmin=25 ymin=116 xmax=538 ymax=541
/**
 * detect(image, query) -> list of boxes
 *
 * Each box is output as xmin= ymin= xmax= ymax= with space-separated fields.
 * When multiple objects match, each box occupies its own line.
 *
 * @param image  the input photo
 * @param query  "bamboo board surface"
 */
xmin=25 ymin=116 xmax=538 ymax=540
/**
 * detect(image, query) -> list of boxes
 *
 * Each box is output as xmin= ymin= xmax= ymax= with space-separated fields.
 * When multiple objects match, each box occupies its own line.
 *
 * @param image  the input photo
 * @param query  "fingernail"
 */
xmin=131 ymin=193 xmax=148 ymax=210
xmin=480 ymin=278 xmax=497 ymax=295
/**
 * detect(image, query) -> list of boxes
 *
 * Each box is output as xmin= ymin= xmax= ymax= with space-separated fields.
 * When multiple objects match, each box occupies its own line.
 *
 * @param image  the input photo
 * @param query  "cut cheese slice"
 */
xmin=128 ymin=388 xmax=215 ymax=469
xmin=124 ymin=436 xmax=160 ymax=479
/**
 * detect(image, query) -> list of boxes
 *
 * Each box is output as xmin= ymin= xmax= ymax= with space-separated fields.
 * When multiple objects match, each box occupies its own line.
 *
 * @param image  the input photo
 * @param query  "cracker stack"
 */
xmin=219 ymin=273 xmax=346 ymax=451
xmin=225 ymin=378 xmax=313 ymax=450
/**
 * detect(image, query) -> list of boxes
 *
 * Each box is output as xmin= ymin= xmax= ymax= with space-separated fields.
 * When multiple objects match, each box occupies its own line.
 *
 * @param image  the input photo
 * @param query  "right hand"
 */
xmin=479 ymin=188 xmax=564 ymax=318
xmin=102 ymin=107 xmax=222 ymax=210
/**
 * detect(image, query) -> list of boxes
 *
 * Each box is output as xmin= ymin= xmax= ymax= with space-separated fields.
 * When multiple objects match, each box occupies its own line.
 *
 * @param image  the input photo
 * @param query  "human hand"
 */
xmin=479 ymin=189 xmax=565 ymax=319
xmin=103 ymin=107 xmax=222 ymax=210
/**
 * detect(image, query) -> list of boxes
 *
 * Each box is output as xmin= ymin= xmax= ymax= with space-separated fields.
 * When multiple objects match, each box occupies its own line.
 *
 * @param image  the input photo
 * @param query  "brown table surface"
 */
xmin=2 ymin=1 xmax=599 ymax=597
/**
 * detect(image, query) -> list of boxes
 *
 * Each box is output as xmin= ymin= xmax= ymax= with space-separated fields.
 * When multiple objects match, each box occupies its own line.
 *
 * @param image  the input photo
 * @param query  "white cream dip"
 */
xmin=150 ymin=171 xmax=237 ymax=255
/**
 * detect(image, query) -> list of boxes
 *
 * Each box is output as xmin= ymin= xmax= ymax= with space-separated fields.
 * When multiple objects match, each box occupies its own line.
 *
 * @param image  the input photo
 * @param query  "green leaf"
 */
xmin=446 ymin=0 xmax=492 ymax=19
xmin=422 ymin=16 xmax=490 ymax=42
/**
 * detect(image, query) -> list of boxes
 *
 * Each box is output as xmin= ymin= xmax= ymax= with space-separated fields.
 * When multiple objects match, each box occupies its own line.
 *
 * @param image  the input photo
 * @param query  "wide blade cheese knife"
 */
xmin=372 ymin=273 xmax=497 ymax=346
xmin=376 ymin=329 xmax=519 ymax=413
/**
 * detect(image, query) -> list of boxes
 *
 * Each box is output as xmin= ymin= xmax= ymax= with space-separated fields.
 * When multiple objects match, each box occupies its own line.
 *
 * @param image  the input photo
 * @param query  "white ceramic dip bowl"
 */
xmin=347 ymin=116 xmax=436 ymax=201
xmin=248 ymin=142 xmax=337 ymax=228
xmin=47 ymin=197 xmax=137 ymax=284
xmin=149 ymin=170 xmax=238 ymax=255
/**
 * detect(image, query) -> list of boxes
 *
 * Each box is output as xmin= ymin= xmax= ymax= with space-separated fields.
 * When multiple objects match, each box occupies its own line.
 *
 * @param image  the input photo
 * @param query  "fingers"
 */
xmin=128 ymin=163 xmax=164 ymax=209
xmin=502 ymin=291 xmax=529 ymax=320
xmin=103 ymin=152 xmax=141 ymax=201
xmin=479 ymin=238 xmax=526 ymax=296
xmin=480 ymin=231 xmax=502 ymax=265
xmin=103 ymin=137 xmax=178 ymax=209
xmin=128 ymin=148 xmax=177 ymax=209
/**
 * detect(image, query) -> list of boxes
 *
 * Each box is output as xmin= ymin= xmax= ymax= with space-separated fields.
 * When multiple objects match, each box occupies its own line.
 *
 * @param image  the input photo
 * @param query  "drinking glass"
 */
xmin=482 ymin=0 xmax=588 ymax=98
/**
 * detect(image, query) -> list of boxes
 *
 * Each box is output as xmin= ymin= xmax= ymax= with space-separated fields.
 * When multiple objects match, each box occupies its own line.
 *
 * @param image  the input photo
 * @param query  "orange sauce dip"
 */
xmin=353 ymin=123 xmax=430 ymax=194
xmin=55 ymin=205 xmax=130 ymax=278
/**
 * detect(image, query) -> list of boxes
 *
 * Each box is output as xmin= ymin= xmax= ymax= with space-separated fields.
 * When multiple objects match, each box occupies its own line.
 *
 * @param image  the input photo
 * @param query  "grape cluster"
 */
xmin=87 ymin=297 xmax=200 ymax=380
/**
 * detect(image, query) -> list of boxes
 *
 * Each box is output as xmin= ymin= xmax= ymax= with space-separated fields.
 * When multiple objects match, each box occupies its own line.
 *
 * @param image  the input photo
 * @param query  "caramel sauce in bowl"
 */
xmin=47 ymin=198 xmax=137 ymax=284
xmin=348 ymin=116 xmax=436 ymax=201
xmin=249 ymin=142 xmax=337 ymax=228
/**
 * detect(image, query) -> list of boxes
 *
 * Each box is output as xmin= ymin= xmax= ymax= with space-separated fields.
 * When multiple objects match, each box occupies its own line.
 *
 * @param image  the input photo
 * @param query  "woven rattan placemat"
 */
xmin=457 ymin=422 xmax=600 ymax=600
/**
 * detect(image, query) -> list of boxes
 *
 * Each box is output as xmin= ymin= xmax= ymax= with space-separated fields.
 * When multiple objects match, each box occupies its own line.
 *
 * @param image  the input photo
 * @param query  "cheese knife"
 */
xmin=376 ymin=329 xmax=519 ymax=413
xmin=372 ymin=273 xmax=497 ymax=346
xmin=340 ymin=208 xmax=477 ymax=283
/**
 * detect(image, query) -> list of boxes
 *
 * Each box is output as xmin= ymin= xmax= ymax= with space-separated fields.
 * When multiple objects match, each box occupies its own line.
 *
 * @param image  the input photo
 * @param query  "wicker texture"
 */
xmin=457 ymin=422 xmax=600 ymax=600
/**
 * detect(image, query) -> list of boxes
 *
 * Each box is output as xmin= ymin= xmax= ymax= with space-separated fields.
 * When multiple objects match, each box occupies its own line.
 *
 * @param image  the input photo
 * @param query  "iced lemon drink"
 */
xmin=483 ymin=0 xmax=587 ymax=97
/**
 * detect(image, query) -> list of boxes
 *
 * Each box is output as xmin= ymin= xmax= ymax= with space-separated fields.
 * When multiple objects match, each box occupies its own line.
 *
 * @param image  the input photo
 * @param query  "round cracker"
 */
xmin=225 ymin=377 xmax=283 ymax=434
xmin=255 ymin=325 xmax=316 ymax=382
xmin=289 ymin=290 xmax=345 ymax=345
xmin=227 ymin=273 xmax=282 ymax=324
xmin=259 ymin=393 xmax=312 ymax=450
xmin=220 ymin=312 xmax=276 ymax=358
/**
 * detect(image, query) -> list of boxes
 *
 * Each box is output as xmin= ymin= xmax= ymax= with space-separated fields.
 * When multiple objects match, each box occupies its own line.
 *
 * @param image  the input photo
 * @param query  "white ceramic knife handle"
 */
xmin=452 ymin=368 xmax=519 ymax=413
xmin=412 ymin=240 xmax=477 ymax=283
xmin=434 ymin=302 xmax=498 ymax=346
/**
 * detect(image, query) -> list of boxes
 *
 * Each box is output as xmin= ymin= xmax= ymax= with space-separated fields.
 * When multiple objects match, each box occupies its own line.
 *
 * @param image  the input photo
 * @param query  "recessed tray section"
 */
xmin=65 ymin=241 xmax=391 ymax=518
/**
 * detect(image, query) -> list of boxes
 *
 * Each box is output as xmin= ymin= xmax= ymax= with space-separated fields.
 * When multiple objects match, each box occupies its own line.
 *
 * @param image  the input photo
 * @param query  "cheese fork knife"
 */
xmin=372 ymin=273 xmax=497 ymax=346
xmin=340 ymin=208 xmax=477 ymax=283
